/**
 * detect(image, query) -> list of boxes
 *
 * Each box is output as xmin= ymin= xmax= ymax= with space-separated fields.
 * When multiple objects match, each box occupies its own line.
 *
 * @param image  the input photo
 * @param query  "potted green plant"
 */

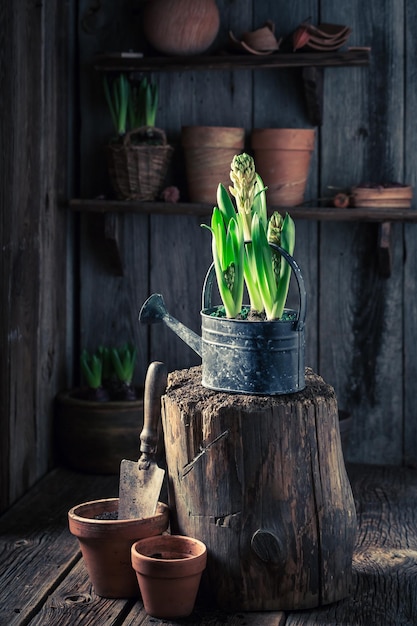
xmin=55 ymin=343 xmax=144 ymax=474
xmin=139 ymin=152 xmax=307 ymax=395
xmin=104 ymin=74 xmax=173 ymax=200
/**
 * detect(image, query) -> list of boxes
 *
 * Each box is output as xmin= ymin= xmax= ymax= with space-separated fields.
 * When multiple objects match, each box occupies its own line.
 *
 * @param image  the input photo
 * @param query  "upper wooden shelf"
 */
xmin=93 ymin=49 xmax=370 ymax=125
xmin=93 ymin=49 xmax=370 ymax=73
xmin=69 ymin=199 xmax=416 ymax=222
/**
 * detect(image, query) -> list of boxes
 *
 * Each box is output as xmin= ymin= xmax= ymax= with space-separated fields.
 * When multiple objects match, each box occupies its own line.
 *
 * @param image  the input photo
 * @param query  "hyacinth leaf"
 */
xmin=145 ymin=80 xmax=159 ymax=127
xmin=252 ymin=215 xmax=279 ymax=320
xmin=110 ymin=345 xmax=137 ymax=384
xmin=103 ymin=74 xmax=130 ymax=136
xmin=243 ymin=242 xmax=264 ymax=314
xmin=97 ymin=346 xmax=112 ymax=380
xmin=203 ymin=208 xmax=244 ymax=318
xmin=217 ymin=183 xmax=236 ymax=224
xmin=273 ymin=213 xmax=296 ymax=319
xmin=80 ymin=350 xmax=102 ymax=389
xmin=252 ymin=174 xmax=268 ymax=231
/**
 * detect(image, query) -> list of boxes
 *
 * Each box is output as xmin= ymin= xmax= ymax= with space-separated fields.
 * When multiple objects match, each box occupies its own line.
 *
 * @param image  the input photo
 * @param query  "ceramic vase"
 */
xmin=131 ymin=534 xmax=207 ymax=618
xmin=68 ymin=498 xmax=169 ymax=598
xmin=143 ymin=0 xmax=220 ymax=56
xmin=251 ymin=128 xmax=316 ymax=206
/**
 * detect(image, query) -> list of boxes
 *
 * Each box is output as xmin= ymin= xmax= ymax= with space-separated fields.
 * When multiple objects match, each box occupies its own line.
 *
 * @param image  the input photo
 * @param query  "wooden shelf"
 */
xmin=93 ymin=49 xmax=370 ymax=73
xmin=93 ymin=49 xmax=370 ymax=125
xmin=69 ymin=199 xmax=416 ymax=222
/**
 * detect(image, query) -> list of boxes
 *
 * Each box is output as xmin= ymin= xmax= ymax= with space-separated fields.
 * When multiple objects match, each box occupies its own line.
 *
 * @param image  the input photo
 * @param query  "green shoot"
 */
xmin=103 ymin=74 xmax=130 ymax=136
xmin=128 ymin=77 xmax=159 ymax=129
xmin=144 ymin=79 xmax=158 ymax=126
xmin=202 ymin=199 xmax=244 ymax=319
xmin=97 ymin=346 xmax=112 ymax=381
xmin=80 ymin=350 xmax=102 ymax=389
xmin=110 ymin=344 xmax=137 ymax=384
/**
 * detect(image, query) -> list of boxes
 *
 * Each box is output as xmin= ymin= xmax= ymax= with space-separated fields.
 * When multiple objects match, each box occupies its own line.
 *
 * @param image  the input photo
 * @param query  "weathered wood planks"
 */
xmin=1 ymin=465 xmax=417 ymax=625
xmin=0 ymin=1 xmax=74 ymax=512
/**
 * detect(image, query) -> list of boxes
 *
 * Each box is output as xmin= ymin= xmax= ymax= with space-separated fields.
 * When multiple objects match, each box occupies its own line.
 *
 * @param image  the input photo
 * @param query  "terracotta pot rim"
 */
xmin=251 ymin=128 xmax=316 ymax=151
xmin=68 ymin=498 xmax=169 ymax=537
xmin=132 ymin=535 xmax=207 ymax=578
xmin=56 ymin=388 xmax=144 ymax=408
xmin=181 ymin=125 xmax=245 ymax=149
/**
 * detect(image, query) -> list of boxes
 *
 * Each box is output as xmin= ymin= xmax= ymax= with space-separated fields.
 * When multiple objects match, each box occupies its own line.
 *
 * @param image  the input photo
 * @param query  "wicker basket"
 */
xmin=106 ymin=126 xmax=173 ymax=201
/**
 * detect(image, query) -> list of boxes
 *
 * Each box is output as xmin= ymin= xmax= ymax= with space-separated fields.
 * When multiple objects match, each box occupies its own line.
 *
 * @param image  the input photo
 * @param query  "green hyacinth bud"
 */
xmin=229 ymin=153 xmax=257 ymax=240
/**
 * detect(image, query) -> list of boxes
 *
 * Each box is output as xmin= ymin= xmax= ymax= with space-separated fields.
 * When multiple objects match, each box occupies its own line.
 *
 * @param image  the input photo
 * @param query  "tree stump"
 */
xmin=161 ymin=366 xmax=357 ymax=611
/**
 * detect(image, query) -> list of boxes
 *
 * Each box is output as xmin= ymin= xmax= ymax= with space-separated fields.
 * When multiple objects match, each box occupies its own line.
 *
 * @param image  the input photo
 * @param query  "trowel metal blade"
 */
xmin=118 ymin=459 xmax=165 ymax=520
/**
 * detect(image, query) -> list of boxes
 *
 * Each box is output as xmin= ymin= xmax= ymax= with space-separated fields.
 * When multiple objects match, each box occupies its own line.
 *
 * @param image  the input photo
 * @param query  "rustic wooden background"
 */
xmin=0 ymin=1 xmax=74 ymax=512
xmin=78 ymin=0 xmax=417 ymax=469
xmin=1 ymin=0 xmax=417 ymax=512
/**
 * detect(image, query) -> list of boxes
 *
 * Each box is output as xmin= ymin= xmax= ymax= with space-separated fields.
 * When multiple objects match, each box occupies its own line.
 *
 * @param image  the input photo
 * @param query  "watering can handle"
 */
xmin=202 ymin=244 xmax=307 ymax=331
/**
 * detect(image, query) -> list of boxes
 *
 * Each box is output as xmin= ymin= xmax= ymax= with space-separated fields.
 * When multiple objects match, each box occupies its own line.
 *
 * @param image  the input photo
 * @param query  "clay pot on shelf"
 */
xmin=68 ymin=498 xmax=169 ymax=598
xmin=142 ymin=0 xmax=220 ymax=56
xmin=181 ymin=125 xmax=245 ymax=204
xmin=351 ymin=183 xmax=413 ymax=208
xmin=55 ymin=390 xmax=144 ymax=474
xmin=251 ymin=128 xmax=316 ymax=206
xmin=131 ymin=534 xmax=207 ymax=619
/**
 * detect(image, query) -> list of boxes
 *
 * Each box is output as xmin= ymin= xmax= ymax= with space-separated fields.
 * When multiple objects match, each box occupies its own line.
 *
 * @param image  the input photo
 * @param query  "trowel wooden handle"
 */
xmin=139 ymin=361 xmax=168 ymax=456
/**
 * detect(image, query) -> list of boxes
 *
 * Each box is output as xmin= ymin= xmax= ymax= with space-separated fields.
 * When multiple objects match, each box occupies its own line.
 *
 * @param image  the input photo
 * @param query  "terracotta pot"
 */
xmin=351 ymin=184 xmax=413 ymax=208
xmin=68 ymin=498 xmax=169 ymax=598
xmin=55 ymin=389 xmax=143 ymax=474
xmin=143 ymin=0 xmax=220 ymax=56
xmin=131 ymin=534 xmax=207 ymax=618
xmin=181 ymin=126 xmax=245 ymax=204
xmin=251 ymin=128 xmax=316 ymax=206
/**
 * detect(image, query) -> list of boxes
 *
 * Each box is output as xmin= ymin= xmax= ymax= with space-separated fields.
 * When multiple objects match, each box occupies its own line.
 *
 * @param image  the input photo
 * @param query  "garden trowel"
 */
xmin=118 ymin=360 xmax=167 ymax=519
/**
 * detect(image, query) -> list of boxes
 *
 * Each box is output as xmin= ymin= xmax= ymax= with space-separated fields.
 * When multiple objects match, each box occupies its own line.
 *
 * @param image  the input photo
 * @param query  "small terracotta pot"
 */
xmin=251 ymin=128 xmax=316 ymax=206
xmin=181 ymin=125 xmax=245 ymax=204
xmin=68 ymin=498 xmax=169 ymax=598
xmin=131 ymin=534 xmax=207 ymax=618
xmin=351 ymin=184 xmax=412 ymax=208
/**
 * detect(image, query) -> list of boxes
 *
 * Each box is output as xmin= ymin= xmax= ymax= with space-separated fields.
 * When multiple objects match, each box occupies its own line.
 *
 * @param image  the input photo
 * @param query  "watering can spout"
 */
xmin=139 ymin=294 xmax=202 ymax=358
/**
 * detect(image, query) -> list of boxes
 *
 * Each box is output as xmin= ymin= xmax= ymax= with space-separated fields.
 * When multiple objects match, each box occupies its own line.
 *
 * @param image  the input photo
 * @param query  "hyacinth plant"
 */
xmin=202 ymin=153 xmax=295 ymax=321
xmin=80 ymin=344 xmax=138 ymax=401
xmin=103 ymin=74 xmax=159 ymax=141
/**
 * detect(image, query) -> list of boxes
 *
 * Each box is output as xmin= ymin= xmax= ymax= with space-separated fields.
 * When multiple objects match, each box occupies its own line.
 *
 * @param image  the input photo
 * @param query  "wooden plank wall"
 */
xmin=0 ymin=1 xmax=74 ymax=512
xmin=77 ymin=0 xmax=417 ymax=467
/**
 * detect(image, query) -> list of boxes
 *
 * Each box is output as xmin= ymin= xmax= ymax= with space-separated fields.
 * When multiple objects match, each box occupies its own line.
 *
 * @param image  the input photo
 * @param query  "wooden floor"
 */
xmin=1 ymin=463 xmax=417 ymax=626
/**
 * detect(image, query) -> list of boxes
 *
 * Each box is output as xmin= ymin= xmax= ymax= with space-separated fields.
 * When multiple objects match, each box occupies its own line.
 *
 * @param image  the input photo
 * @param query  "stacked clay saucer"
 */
xmin=293 ymin=22 xmax=351 ymax=52
xmin=229 ymin=20 xmax=282 ymax=55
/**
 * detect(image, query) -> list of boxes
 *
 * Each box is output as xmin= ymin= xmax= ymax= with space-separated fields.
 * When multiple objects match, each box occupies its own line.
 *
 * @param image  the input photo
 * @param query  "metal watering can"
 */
xmin=139 ymin=245 xmax=307 ymax=395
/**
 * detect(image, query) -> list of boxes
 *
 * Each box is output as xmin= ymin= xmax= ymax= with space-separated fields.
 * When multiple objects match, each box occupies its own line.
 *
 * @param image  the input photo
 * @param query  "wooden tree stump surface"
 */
xmin=162 ymin=366 xmax=357 ymax=611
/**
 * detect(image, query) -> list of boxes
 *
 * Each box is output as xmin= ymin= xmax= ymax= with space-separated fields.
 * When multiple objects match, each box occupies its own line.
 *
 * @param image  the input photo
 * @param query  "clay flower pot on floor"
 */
xmin=131 ymin=534 xmax=207 ymax=618
xmin=251 ymin=128 xmax=316 ymax=206
xmin=68 ymin=498 xmax=169 ymax=598
xmin=55 ymin=390 xmax=144 ymax=474
xmin=181 ymin=125 xmax=245 ymax=204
